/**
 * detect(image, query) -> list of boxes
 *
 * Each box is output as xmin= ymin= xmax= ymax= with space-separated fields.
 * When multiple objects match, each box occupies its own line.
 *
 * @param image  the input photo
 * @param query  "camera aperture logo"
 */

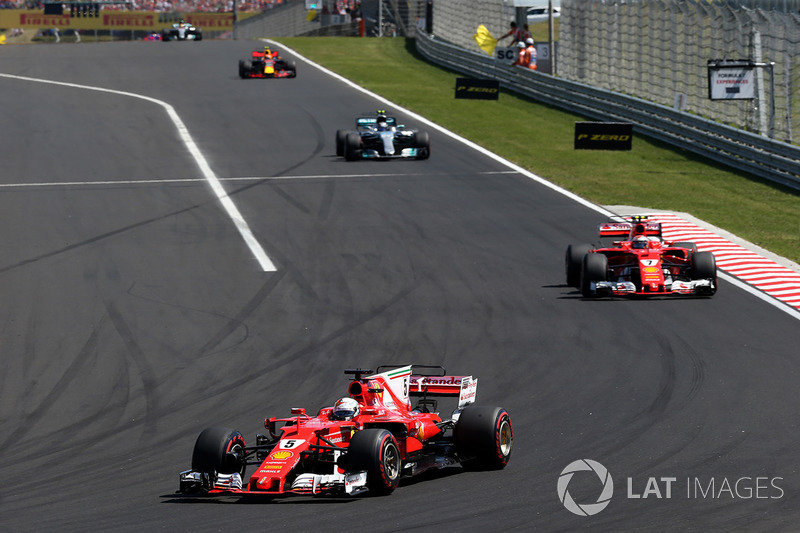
xmin=557 ymin=459 xmax=614 ymax=516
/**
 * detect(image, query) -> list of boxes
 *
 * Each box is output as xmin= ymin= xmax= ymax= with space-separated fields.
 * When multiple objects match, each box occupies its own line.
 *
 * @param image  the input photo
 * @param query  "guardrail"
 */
xmin=415 ymin=32 xmax=800 ymax=192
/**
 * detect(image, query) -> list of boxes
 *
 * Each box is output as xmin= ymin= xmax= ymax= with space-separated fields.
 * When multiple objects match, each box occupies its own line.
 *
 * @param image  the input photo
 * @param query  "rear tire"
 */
xmin=566 ymin=244 xmax=592 ymax=288
xmin=581 ymin=253 xmax=608 ymax=297
xmin=672 ymin=241 xmax=697 ymax=259
xmin=191 ymin=426 xmax=247 ymax=477
xmin=238 ymin=60 xmax=249 ymax=79
xmin=455 ymin=405 xmax=513 ymax=470
xmin=347 ymin=429 xmax=401 ymax=495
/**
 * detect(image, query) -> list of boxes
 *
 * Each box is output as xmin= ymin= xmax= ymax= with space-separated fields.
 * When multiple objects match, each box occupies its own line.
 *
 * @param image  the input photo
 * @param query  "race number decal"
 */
xmin=280 ymin=439 xmax=303 ymax=449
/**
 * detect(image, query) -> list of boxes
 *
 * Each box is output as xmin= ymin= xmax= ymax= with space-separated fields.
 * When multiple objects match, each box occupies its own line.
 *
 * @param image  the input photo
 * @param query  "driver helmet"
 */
xmin=376 ymin=114 xmax=388 ymax=130
xmin=332 ymin=397 xmax=359 ymax=420
xmin=632 ymin=235 xmax=649 ymax=249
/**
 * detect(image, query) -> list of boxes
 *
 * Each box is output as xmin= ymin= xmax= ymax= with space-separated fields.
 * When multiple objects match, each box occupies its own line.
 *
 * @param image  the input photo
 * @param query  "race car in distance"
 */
xmin=336 ymin=110 xmax=430 ymax=160
xmin=566 ymin=216 xmax=717 ymax=297
xmin=178 ymin=365 xmax=512 ymax=498
xmin=239 ymin=46 xmax=297 ymax=79
xmin=161 ymin=20 xmax=202 ymax=41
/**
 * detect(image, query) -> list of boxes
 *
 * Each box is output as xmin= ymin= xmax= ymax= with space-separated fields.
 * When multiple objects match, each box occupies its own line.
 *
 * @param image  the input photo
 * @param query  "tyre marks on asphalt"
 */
xmin=647 ymin=213 xmax=800 ymax=312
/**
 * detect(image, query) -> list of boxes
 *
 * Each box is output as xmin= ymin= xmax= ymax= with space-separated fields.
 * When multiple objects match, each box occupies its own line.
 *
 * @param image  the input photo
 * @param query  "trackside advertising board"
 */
xmin=0 ymin=10 xmax=255 ymax=30
xmin=707 ymin=59 xmax=756 ymax=100
xmin=455 ymin=78 xmax=500 ymax=100
xmin=574 ymin=122 xmax=633 ymax=150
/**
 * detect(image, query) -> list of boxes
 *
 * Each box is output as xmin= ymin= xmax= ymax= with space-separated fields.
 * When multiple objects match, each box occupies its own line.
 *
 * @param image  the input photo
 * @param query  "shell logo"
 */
xmin=271 ymin=451 xmax=293 ymax=460
xmin=643 ymin=267 xmax=660 ymax=274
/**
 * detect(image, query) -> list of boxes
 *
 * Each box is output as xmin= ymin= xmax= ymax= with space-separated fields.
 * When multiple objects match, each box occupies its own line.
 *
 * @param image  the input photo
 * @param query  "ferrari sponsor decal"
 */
xmin=260 ymin=466 xmax=283 ymax=471
xmin=270 ymin=451 xmax=293 ymax=460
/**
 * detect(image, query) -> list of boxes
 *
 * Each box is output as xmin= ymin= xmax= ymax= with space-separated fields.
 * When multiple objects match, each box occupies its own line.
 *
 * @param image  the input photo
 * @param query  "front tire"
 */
xmin=581 ymin=253 xmax=608 ymax=297
xmin=191 ymin=426 xmax=247 ymax=478
xmin=345 ymin=132 xmax=361 ymax=161
xmin=346 ymin=429 xmax=401 ymax=495
xmin=691 ymin=251 xmax=717 ymax=294
xmin=455 ymin=405 xmax=513 ymax=470
xmin=414 ymin=131 xmax=430 ymax=160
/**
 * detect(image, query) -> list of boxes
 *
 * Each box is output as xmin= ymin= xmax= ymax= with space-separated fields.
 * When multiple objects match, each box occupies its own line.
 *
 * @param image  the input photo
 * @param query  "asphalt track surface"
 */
xmin=1 ymin=40 xmax=800 ymax=533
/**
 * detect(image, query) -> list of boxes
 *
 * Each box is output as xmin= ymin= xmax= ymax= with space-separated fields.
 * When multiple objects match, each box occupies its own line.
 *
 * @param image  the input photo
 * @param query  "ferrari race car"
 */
xmin=161 ymin=20 xmax=202 ymax=41
xmin=239 ymin=47 xmax=297 ymax=79
xmin=566 ymin=216 xmax=717 ymax=297
xmin=178 ymin=365 xmax=512 ymax=498
xmin=336 ymin=110 xmax=430 ymax=160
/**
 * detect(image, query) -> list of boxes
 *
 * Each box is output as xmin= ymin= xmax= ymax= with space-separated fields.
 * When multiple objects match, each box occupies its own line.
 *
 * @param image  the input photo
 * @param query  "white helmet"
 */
xmin=332 ymin=397 xmax=359 ymax=420
xmin=526 ymin=37 xmax=534 ymax=45
xmin=517 ymin=41 xmax=526 ymax=48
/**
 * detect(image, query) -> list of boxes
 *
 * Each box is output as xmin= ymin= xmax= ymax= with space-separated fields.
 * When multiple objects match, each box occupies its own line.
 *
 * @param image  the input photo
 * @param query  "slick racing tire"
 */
xmin=191 ymin=426 xmax=247 ymax=477
xmin=455 ymin=405 xmax=513 ymax=470
xmin=238 ymin=60 xmax=250 ymax=79
xmin=345 ymin=132 xmax=362 ymax=161
xmin=565 ymin=244 xmax=592 ymax=288
xmin=287 ymin=60 xmax=297 ymax=78
xmin=581 ymin=252 xmax=608 ymax=297
xmin=672 ymin=241 xmax=697 ymax=259
xmin=690 ymin=251 xmax=717 ymax=294
xmin=335 ymin=129 xmax=348 ymax=157
xmin=347 ymin=429 xmax=401 ymax=495
xmin=414 ymin=131 xmax=431 ymax=160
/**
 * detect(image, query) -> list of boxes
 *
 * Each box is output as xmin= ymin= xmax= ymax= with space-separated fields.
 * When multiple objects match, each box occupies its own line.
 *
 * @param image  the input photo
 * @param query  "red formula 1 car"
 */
xmin=565 ymin=216 xmax=717 ymax=297
xmin=238 ymin=46 xmax=297 ymax=79
xmin=178 ymin=365 xmax=512 ymax=498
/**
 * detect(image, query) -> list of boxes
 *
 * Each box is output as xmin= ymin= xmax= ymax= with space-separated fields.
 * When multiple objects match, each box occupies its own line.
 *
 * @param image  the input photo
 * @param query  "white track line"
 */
xmin=0 ymin=73 xmax=276 ymax=272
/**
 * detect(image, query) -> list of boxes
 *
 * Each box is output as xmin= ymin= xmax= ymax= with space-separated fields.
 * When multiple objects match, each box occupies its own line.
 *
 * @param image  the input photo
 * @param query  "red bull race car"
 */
xmin=566 ymin=216 xmax=717 ymax=297
xmin=335 ymin=110 xmax=431 ymax=160
xmin=178 ymin=365 xmax=512 ymax=498
xmin=238 ymin=47 xmax=297 ymax=79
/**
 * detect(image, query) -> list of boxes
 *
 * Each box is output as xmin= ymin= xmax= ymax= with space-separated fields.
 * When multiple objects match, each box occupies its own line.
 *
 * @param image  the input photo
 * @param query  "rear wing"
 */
xmin=376 ymin=365 xmax=477 ymax=408
xmin=598 ymin=219 xmax=662 ymax=240
xmin=356 ymin=116 xmax=398 ymax=129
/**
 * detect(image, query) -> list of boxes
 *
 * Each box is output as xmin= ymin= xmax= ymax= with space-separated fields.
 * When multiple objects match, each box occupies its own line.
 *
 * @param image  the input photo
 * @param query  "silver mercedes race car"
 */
xmin=336 ymin=110 xmax=431 ymax=161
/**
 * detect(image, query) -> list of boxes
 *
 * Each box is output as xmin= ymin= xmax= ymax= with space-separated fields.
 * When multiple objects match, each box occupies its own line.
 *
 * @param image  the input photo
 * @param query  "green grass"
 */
xmin=276 ymin=37 xmax=800 ymax=265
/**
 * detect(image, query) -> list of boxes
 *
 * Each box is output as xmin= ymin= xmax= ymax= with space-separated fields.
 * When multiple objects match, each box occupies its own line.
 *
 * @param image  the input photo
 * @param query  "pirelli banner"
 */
xmin=455 ymin=78 xmax=500 ymax=100
xmin=0 ymin=10 xmax=242 ymax=31
xmin=574 ymin=122 xmax=633 ymax=150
